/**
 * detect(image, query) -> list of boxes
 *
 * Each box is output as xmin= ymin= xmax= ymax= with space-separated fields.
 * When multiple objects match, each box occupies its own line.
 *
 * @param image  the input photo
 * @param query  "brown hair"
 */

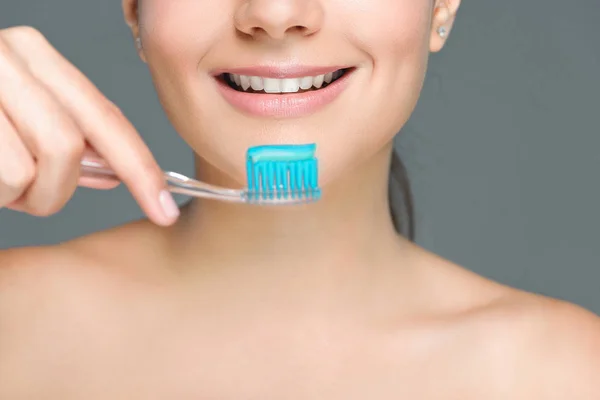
xmin=389 ymin=150 xmax=415 ymax=241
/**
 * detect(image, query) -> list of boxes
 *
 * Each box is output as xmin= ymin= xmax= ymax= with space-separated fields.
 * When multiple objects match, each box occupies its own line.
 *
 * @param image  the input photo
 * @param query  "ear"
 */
xmin=122 ymin=0 xmax=146 ymax=62
xmin=429 ymin=0 xmax=461 ymax=53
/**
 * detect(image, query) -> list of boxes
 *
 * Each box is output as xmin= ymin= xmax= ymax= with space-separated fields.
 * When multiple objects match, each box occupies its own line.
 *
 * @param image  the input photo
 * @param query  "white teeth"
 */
xmin=281 ymin=78 xmax=301 ymax=93
xmin=240 ymin=75 xmax=251 ymax=91
xmin=313 ymin=74 xmax=324 ymax=89
xmin=228 ymin=70 xmax=344 ymax=93
xmin=263 ymin=78 xmax=281 ymax=93
xmin=299 ymin=76 xmax=313 ymax=90
xmin=250 ymin=76 xmax=264 ymax=91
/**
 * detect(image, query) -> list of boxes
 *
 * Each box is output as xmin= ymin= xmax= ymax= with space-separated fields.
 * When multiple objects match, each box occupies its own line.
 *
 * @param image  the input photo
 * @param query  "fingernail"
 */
xmin=159 ymin=190 xmax=180 ymax=220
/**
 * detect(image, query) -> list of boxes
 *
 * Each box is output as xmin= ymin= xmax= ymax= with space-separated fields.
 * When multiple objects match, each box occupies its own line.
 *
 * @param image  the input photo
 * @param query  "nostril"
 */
xmin=290 ymin=25 xmax=311 ymax=35
xmin=234 ymin=1 xmax=324 ymax=40
xmin=244 ymin=26 xmax=306 ymax=41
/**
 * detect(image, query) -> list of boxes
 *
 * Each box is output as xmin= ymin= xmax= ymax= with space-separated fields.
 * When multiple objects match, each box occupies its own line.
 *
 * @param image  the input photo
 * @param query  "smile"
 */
xmin=222 ymin=69 xmax=349 ymax=94
xmin=213 ymin=66 xmax=354 ymax=118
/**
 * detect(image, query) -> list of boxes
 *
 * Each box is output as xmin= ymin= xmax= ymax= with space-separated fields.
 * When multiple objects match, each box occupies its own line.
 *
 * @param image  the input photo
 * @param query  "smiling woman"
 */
xmin=0 ymin=0 xmax=599 ymax=398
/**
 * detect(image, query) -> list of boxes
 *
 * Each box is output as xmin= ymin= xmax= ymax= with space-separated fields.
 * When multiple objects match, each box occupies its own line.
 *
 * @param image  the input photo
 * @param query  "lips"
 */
xmin=212 ymin=65 xmax=350 ymax=79
xmin=212 ymin=66 xmax=354 ymax=118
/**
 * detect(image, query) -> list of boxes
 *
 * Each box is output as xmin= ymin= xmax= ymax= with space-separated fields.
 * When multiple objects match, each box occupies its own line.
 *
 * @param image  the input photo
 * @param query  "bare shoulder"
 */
xmin=412 ymin=246 xmax=600 ymax=397
xmin=505 ymin=291 xmax=600 ymax=397
xmin=0 ymin=219 xmax=170 ymax=342
xmin=461 ymin=283 xmax=600 ymax=398
xmin=0 ymin=218 xmax=170 ymax=281
xmin=0 ymin=221 xmax=172 ymax=396
xmin=0 ymin=243 xmax=101 ymax=394
xmin=0 ymin=220 xmax=155 ymax=290
xmin=0 ymin=244 xmax=92 ymax=306
xmin=0 ymin=231 xmax=120 ymax=336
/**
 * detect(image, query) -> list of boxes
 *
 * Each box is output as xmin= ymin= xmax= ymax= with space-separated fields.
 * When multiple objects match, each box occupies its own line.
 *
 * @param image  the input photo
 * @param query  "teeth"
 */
xmin=313 ymin=74 xmax=324 ymax=89
xmin=281 ymin=78 xmax=300 ymax=93
xmin=227 ymin=70 xmax=344 ymax=93
xmin=263 ymin=78 xmax=281 ymax=93
xmin=250 ymin=76 xmax=264 ymax=91
xmin=299 ymin=76 xmax=313 ymax=90
xmin=240 ymin=75 xmax=251 ymax=91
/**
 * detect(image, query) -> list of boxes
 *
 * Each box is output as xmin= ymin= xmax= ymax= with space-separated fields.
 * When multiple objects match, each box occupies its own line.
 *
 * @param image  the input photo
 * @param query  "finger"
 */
xmin=0 ymin=109 xmax=36 ymax=208
xmin=78 ymin=144 xmax=121 ymax=190
xmin=0 ymin=43 xmax=84 ymax=216
xmin=1 ymin=27 xmax=178 ymax=225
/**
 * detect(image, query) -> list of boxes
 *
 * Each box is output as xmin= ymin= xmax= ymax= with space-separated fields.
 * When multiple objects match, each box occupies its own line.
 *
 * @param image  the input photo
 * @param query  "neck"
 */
xmin=165 ymin=144 xmax=411 ymax=303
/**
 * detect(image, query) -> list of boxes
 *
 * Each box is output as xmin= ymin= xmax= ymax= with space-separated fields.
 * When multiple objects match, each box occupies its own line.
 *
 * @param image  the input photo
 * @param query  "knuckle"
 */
xmin=1 ymin=25 xmax=45 ymax=43
xmin=122 ymin=155 xmax=162 ymax=190
xmin=39 ymin=130 xmax=84 ymax=160
xmin=101 ymin=99 xmax=125 ymax=119
xmin=0 ymin=161 xmax=35 ymax=192
xmin=0 ymin=26 xmax=47 ymax=51
xmin=0 ymin=26 xmax=49 ymax=71
xmin=137 ymin=157 xmax=162 ymax=180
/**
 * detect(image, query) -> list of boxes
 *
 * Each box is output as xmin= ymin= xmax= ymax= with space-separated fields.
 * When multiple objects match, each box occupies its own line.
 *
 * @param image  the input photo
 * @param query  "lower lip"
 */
xmin=214 ymin=71 xmax=352 ymax=118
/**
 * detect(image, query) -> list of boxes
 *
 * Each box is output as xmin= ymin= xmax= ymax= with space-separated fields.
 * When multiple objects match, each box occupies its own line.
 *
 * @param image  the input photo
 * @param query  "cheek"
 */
xmin=340 ymin=1 xmax=432 ymax=127
xmin=339 ymin=0 xmax=432 ymax=55
xmin=138 ymin=1 xmax=235 ymax=151
xmin=138 ymin=0 xmax=227 ymax=69
xmin=338 ymin=0 xmax=433 ymax=121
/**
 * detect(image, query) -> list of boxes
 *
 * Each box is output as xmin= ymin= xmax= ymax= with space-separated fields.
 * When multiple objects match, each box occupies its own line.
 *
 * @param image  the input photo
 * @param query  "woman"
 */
xmin=0 ymin=0 xmax=598 ymax=398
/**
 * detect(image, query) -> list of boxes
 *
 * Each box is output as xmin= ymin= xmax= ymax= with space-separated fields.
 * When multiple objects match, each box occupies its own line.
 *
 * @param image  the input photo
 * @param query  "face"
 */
xmin=124 ymin=0 xmax=458 ymax=188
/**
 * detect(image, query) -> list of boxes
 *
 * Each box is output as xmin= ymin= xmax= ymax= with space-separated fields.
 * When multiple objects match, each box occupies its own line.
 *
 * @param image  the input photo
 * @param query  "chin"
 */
xmin=186 ymin=123 xmax=392 ymax=195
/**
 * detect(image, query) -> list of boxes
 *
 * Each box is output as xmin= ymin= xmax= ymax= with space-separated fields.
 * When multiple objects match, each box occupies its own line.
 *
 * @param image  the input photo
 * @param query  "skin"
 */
xmin=0 ymin=0 xmax=599 ymax=398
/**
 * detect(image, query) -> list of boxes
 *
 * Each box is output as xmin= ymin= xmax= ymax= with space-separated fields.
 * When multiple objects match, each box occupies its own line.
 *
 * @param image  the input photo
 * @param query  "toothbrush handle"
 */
xmin=80 ymin=159 xmax=119 ymax=180
xmin=80 ymin=159 xmax=245 ymax=201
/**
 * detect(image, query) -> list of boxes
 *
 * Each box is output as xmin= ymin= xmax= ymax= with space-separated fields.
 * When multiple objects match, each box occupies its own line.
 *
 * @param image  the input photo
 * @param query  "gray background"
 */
xmin=0 ymin=2 xmax=599 ymax=313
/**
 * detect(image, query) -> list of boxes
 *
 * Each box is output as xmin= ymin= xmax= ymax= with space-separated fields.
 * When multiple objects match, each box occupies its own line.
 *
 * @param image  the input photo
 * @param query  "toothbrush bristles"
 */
xmin=246 ymin=160 xmax=321 ymax=204
xmin=245 ymin=144 xmax=320 ymax=205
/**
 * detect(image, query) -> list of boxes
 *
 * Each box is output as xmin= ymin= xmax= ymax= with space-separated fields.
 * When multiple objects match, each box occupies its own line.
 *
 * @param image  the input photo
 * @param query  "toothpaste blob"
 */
xmin=246 ymin=144 xmax=320 ymax=201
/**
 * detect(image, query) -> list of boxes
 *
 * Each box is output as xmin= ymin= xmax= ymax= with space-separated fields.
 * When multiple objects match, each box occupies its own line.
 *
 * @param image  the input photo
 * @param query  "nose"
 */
xmin=235 ymin=0 xmax=324 ymax=41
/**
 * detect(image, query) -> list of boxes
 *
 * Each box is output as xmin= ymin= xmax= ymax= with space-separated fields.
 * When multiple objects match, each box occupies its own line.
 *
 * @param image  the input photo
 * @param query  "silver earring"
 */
xmin=135 ymin=37 xmax=142 ymax=50
xmin=437 ymin=26 xmax=447 ymax=38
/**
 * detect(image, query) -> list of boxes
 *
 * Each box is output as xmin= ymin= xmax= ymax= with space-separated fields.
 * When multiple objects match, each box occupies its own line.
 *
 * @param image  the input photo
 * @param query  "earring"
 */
xmin=135 ymin=37 xmax=142 ymax=50
xmin=437 ymin=26 xmax=447 ymax=38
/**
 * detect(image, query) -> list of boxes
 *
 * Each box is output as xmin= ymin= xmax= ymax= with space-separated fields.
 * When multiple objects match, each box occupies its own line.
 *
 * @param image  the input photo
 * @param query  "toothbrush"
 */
xmin=80 ymin=144 xmax=321 ymax=205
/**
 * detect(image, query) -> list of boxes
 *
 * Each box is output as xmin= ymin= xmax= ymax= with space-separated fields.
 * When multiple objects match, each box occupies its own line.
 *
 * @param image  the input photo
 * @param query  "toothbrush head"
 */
xmin=245 ymin=144 xmax=321 ymax=203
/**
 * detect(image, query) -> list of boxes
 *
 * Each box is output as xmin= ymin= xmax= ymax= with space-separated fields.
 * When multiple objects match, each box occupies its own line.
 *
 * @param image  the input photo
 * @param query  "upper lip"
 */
xmin=212 ymin=65 xmax=351 ymax=79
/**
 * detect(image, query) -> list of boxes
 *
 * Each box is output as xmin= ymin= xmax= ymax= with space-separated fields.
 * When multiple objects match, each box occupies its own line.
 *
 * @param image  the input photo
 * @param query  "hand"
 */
xmin=0 ymin=26 xmax=179 ymax=225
